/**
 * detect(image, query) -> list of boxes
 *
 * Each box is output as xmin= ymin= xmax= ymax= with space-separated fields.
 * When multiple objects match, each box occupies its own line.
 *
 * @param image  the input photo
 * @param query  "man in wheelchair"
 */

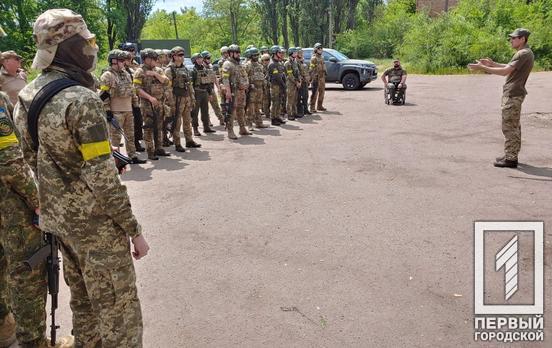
xmin=382 ymin=59 xmax=407 ymax=104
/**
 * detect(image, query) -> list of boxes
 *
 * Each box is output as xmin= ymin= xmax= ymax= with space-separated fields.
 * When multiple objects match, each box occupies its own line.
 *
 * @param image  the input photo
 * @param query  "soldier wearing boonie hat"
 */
xmin=0 ymin=50 xmax=27 ymax=105
xmin=13 ymin=8 xmax=148 ymax=347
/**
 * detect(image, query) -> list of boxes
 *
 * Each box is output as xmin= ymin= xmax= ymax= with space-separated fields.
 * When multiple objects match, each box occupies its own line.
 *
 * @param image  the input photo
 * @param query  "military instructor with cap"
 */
xmin=469 ymin=28 xmax=534 ymax=168
xmin=14 ymin=8 xmax=148 ymax=347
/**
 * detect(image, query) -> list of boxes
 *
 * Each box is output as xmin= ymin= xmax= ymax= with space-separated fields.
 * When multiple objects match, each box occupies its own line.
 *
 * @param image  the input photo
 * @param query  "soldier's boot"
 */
xmin=203 ymin=126 xmax=216 ymax=133
xmin=193 ymin=127 xmax=202 ymax=136
xmin=493 ymin=158 xmax=518 ymax=168
xmin=255 ymin=122 xmax=268 ymax=129
xmin=288 ymin=114 xmax=296 ymax=121
xmin=317 ymin=105 xmax=327 ymax=111
xmin=175 ymin=145 xmax=186 ymax=152
xmin=219 ymin=119 xmax=225 ymax=126
xmin=154 ymin=148 xmax=171 ymax=156
xmin=135 ymin=140 xmax=146 ymax=152
xmin=147 ymin=152 xmax=159 ymax=161
xmin=185 ymin=141 xmax=202 ymax=148
xmin=227 ymin=128 xmax=238 ymax=140
xmin=239 ymin=126 xmax=252 ymax=136
xmin=131 ymin=156 xmax=147 ymax=164
xmin=309 ymin=105 xmax=317 ymax=113
xmin=0 ymin=313 xmax=16 ymax=348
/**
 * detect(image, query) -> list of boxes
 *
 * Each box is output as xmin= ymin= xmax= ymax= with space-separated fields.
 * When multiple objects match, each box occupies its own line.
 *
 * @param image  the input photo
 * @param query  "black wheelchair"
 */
xmin=384 ymin=82 xmax=406 ymax=105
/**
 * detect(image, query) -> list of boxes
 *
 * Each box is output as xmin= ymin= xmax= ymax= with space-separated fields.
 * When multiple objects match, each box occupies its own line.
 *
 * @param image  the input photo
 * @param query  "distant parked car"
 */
xmin=303 ymin=48 xmax=377 ymax=90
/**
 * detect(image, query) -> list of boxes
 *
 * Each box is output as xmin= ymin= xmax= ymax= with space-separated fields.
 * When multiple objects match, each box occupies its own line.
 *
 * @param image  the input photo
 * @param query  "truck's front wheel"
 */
xmin=342 ymin=73 xmax=360 ymax=90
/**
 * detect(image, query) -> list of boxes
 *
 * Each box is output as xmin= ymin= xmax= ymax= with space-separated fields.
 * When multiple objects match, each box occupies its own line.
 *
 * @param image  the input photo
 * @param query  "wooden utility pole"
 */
xmin=172 ymin=11 xmax=179 ymax=39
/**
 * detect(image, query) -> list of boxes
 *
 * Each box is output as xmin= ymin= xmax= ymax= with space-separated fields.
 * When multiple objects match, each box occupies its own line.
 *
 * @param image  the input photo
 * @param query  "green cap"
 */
xmin=508 ymin=28 xmax=531 ymax=38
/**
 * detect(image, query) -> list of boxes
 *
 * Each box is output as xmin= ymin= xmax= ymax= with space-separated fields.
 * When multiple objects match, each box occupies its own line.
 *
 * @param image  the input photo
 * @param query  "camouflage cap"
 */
xmin=32 ymin=9 xmax=95 ymax=70
xmin=163 ymin=49 xmax=171 ymax=55
xmin=1 ymin=50 xmax=22 ymax=61
xmin=508 ymin=28 xmax=531 ymax=38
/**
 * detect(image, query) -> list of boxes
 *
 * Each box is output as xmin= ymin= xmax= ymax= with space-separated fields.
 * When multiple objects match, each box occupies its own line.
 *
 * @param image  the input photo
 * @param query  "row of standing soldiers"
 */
xmin=99 ymin=42 xmax=327 ymax=162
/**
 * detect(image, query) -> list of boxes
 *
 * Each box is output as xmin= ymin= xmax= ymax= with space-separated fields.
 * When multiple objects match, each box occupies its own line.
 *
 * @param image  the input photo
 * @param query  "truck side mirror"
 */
xmin=329 ymin=57 xmax=338 ymax=63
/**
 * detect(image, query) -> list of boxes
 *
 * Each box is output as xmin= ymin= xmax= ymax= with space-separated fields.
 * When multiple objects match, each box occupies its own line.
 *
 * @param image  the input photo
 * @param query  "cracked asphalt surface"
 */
xmin=44 ymin=72 xmax=552 ymax=347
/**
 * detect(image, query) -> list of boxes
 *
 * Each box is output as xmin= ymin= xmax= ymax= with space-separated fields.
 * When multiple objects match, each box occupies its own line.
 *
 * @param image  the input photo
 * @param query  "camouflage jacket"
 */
xmin=284 ymin=59 xmax=300 ymax=84
xmin=0 ymin=91 xmax=39 ymax=211
xmin=164 ymin=62 xmax=195 ymax=110
xmin=309 ymin=53 xmax=326 ymax=80
xmin=13 ymin=68 xmax=141 ymax=238
xmin=267 ymin=59 xmax=286 ymax=87
xmin=133 ymin=64 xmax=168 ymax=101
xmin=222 ymin=57 xmax=248 ymax=91
xmin=245 ymin=60 xmax=265 ymax=88
xmin=297 ymin=60 xmax=310 ymax=84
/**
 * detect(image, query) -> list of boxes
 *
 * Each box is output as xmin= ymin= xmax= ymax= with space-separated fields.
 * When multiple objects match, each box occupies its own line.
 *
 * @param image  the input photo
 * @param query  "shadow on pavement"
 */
xmin=235 ymin=135 xmax=266 ymax=145
xmin=514 ymin=163 xmax=552 ymax=179
xmin=253 ymin=128 xmax=281 ymax=136
xmin=173 ymin=149 xmax=211 ymax=162
xmin=319 ymin=110 xmax=342 ymax=116
xmin=197 ymin=133 xmax=225 ymax=142
xmin=122 ymin=158 xmax=188 ymax=182
xmin=279 ymin=124 xmax=302 ymax=131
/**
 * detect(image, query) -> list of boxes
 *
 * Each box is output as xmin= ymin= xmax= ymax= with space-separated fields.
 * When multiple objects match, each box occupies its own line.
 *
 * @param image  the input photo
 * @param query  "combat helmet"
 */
xmin=243 ymin=48 xmax=251 ymax=59
xmin=191 ymin=53 xmax=201 ymax=64
xmin=140 ymin=48 xmax=158 ymax=60
xmin=269 ymin=45 xmax=280 ymax=55
xmin=248 ymin=47 xmax=260 ymax=57
xmin=200 ymin=50 xmax=211 ymax=59
xmin=260 ymin=46 xmax=268 ymax=53
xmin=288 ymin=47 xmax=297 ymax=55
xmin=107 ymin=49 xmax=122 ymax=63
xmin=246 ymin=44 xmax=255 ymax=50
xmin=171 ymin=46 xmax=185 ymax=57
xmin=314 ymin=42 xmax=323 ymax=49
xmin=120 ymin=42 xmax=136 ymax=51
xmin=228 ymin=44 xmax=240 ymax=53
xmin=220 ymin=46 xmax=229 ymax=54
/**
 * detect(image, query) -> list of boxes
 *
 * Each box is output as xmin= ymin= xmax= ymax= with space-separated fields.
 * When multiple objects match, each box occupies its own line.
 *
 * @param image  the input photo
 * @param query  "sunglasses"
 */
xmin=176 ymin=53 xmax=185 ymax=57
xmin=86 ymin=37 xmax=97 ymax=47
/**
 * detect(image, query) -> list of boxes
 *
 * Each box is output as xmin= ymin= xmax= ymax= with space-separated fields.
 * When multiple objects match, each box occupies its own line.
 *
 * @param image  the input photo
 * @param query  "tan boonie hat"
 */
xmin=508 ymin=28 xmax=531 ymax=38
xmin=32 ymin=8 xmax=95 ymax=69
xmin=1 ymin=51 xmax=22 ymax=61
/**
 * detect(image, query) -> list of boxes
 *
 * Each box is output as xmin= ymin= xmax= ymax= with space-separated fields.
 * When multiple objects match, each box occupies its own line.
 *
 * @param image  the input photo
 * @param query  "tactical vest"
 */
xmin=110 ymin=69 xmax=134 ymax=98
xmin=141 ymin=66 xmax=165 ymax=99
xmin=205 ymin=67 xmax=217 ymax=84
xmin=170 ymin=64 xmax=190 ymax=96
xmin=249 ymin=62 xmax=265 ymax=83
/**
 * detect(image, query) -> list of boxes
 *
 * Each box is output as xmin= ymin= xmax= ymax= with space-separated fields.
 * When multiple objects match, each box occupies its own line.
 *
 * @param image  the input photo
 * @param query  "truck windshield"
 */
xmin=331 ymin=50 xmax=349 ymax=61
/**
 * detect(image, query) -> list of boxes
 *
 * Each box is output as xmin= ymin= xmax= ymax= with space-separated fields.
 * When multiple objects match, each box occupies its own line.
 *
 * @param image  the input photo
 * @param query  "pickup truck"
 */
xmin=303 ymin=48 xmax=377 ymax=90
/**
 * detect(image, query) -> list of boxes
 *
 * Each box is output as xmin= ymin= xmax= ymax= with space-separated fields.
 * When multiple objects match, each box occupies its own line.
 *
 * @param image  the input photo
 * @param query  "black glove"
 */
xmin=106 ymin=110 xmax=114 ymax=122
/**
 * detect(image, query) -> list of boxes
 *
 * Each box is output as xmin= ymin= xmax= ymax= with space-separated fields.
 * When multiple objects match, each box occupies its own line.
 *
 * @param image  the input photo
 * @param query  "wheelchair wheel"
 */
xmin=402 ymin=91 xmax=406 ymax=105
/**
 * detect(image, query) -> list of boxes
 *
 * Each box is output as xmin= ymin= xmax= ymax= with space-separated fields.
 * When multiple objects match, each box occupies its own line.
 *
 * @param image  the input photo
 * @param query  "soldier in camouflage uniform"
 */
xmin=165 ymin=46 xmax=201 ymax=152
xmin=218 ymin=46 xmax=230 ymax=112
xmin=261 ymin=53 xmax=271 ymax=118
xmin=14 ymin=9 xmax=149 ymax=347
xmin=285 ymin=47 xmax=301 ymax=120
xmin=0 ymin=92 xmax=68 ymax=348
xmin=267 ymin=46 xmax=286 ymax=126
xmin=201 ymin=51 xmax=225 ymax=126
xmin=134 ymin=48 xmax=171 ymax=160
xmin=191 ymin=53 xmax=216 ymax=136
xmin=222 ymin=44 xmax=252 ymax=139
xmin=120 ymin=46 xmax=145 ymax=152
xmin=309 ymin=42 xmax=327 ymax=112
xmin=244 ymin=47 xmax=268 ymax=130
xmin=100 ymin=50 xmax=146 ymax=164
xmin=296 ymin=48 xmax=311 ymax=117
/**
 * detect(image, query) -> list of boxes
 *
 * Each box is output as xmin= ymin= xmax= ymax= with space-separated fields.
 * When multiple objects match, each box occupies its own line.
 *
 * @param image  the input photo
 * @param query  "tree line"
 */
xmin=2 ymin=0 xmax=552 ymax=73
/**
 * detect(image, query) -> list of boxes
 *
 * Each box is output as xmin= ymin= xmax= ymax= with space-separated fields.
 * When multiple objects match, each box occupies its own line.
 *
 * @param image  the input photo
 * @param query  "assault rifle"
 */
xmin=23 ymin=232 xmax=61 ymax=345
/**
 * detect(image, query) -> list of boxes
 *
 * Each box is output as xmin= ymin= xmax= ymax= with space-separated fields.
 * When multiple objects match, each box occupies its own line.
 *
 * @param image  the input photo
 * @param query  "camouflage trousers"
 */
xmin=231 ymin=89 xmax=247 ymax=128
xmin=246 ymin=83 xmax=264 ymax=127
xmin=110 ymin=111 xmax=136 ymax=158
xmin=208 ymin=88 xmax=223 ymax=122
xmin=286 ymin=82 xmax=298 ymax=117
xmin=270 ymin=84 xmax=283 ymax=120
xmin=263 ymin=82 xmax=271 ymax=118
xmin=141 ymin=104 xmax=164 ymax=156
xmin=501 ymin=95 xmax=525 ymax=160
xmin=192 ymin=90 xmax=211 ymax=129
xmin=172 ymin=96 xmax=194 ymax=145
xmin=58 ymin=221 xmax=142 ymax=347
xmin=0 ymin=188 xmax=46 ymax=344
xmin=310 ymin=75 xmax=326 ymax=109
